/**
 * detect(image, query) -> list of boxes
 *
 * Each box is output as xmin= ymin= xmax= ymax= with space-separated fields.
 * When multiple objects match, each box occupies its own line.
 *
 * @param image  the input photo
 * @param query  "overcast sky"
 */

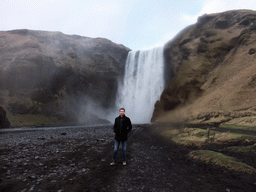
xmin=1 ymin=0 xmax=256 ymax=50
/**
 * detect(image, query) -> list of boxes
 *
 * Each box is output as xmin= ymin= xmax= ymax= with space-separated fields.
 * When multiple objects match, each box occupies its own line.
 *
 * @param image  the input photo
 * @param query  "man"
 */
xmin=110 ymin=108 xmax=132 ymax=166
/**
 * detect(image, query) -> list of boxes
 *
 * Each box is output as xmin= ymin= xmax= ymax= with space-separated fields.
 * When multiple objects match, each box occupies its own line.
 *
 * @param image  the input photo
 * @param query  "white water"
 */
xmin=115 ymin=47 xmax=165 ymax=124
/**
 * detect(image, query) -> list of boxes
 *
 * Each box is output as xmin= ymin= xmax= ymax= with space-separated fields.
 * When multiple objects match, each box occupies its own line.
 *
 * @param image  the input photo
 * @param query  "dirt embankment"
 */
xmin=1 ymin=124 xmax=255 ymax=191
xmin=152 ymin=10 xmax=256 ymax=128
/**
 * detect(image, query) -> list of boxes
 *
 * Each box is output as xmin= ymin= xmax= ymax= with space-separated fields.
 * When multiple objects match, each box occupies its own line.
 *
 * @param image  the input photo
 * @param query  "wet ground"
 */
xmin=0 ymin=124 xmax=256 ymax=192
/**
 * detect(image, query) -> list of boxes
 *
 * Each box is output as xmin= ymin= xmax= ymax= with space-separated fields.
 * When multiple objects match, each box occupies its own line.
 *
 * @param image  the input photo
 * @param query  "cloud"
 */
xmin=141 ymin=32 xmax=176 ymax=50
xmin=0 ymin=0 xmax=135 ymax=38
xmin=183 ymin=0 xmax=256 ymax=25
xmin=1 ymin=0 xmax=256 ymax=50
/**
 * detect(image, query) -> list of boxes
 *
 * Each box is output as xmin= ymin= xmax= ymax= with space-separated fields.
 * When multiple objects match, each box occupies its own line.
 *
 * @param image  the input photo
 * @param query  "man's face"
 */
xmin=119 ymin=110 xmax=125 ymax=116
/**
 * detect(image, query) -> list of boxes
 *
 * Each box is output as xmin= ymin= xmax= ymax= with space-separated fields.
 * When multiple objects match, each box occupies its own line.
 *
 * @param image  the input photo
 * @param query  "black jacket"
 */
xmin=113 ymin=115 xmax=132 ymax=141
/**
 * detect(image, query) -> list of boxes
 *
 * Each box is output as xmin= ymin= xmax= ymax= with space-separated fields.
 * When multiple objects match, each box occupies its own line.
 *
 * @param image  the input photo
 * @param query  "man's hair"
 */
xmin=119 ymin=108 xmax=125 ymax=112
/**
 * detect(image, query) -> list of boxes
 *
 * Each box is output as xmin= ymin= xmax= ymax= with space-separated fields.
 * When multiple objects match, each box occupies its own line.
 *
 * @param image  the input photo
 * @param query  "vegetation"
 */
xmin=159 ymin=126 xmax=256 ymax=174
xmin=161 ymin=127 xmax=256 ymax=147
xmin=220 ymin=124 xmax=256 ymax=131
xmin=223 ymin=143 xmax=256 ymax=154
xmin=188 ymin=150 xmax=256 ymax=174
xmin=7 ymin=114 xmax=61 ymax=127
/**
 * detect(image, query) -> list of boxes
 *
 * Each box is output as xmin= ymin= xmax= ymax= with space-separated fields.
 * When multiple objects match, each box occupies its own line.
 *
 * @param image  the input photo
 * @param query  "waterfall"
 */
xmin=116 ymin=47 xmax=165 ymax=124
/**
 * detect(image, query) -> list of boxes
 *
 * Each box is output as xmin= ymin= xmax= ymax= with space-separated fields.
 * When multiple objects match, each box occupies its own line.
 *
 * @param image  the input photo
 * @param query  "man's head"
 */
xmin=119 ymin=108 xmax=125 ymax=116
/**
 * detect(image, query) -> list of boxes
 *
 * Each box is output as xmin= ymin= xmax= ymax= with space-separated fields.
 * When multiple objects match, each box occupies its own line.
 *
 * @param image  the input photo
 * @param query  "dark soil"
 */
xmin=0 ymin=125 xmax=256 ymax=192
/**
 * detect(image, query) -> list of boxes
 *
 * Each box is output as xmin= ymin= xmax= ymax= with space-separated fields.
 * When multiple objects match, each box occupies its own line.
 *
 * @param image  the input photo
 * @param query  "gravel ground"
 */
xmin=107 ymin=125 xmax=256 ymax=192
xmin=0 ymin=125 xmax=115 ymax=192
xmin=1 ymin=124 xmax=256 ymax=192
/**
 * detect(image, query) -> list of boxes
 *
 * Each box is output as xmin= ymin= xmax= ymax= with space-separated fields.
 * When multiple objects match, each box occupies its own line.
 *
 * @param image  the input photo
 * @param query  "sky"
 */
xmin=0 ymin=0 xmax=256 ymax=50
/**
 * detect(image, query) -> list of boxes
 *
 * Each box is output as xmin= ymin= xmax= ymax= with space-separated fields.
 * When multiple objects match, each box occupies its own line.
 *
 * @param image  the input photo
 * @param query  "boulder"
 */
xmin=0 ymin=106 xmax=10 ymax=128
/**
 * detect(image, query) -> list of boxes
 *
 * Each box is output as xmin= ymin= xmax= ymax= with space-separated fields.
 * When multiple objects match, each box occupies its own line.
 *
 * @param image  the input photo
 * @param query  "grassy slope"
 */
xmin=153 ymin=10 xmax=256 ymax=129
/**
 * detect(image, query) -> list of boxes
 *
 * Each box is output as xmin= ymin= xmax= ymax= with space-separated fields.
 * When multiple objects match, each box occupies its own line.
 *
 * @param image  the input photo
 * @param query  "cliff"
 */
xmin=0 ymin=29 xmax=130 ymax=126
xmin=152 ymin=10 xmax=256 ymax=127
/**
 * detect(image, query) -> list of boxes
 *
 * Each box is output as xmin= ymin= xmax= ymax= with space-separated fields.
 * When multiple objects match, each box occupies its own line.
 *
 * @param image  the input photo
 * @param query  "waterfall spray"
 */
xmin=116 ymin=47 xmax=165 ymax=124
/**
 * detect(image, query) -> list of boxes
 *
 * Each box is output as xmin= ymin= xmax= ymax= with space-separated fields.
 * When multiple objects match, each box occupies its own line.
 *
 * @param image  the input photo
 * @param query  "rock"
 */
xmin=0 ymin=30 xmax=130 ymax=126
xmin=0 ymin=106 xmax=10 ymax=128
xmin=37 ymin=137 xmax=45 ymax=140
xmin=28 ymin=175 xmax=36 ymax=179
xmin=152 ymin=10 xmax=256 ymax=123
xmin=249 ymin=48 xmax=256 ymax=54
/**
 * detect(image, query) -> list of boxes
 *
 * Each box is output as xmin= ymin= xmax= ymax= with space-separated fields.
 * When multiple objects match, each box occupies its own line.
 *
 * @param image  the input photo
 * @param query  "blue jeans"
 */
xmin=113 ymin=139 xmax=127 ymax=163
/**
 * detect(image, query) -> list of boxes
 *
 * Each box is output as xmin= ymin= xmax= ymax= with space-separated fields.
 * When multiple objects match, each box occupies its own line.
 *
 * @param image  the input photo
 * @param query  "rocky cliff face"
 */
xmin=0 ymin=29 xmax=130 ymax=126
xmin=152 ymin=10 xmax=256 ymax=126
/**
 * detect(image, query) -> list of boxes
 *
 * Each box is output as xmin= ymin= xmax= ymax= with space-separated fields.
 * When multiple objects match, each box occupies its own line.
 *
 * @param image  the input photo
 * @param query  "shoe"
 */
xmin=123 ymin=162 xmax=127 ymax=166
xmin=110 ymin=162 xmax=117 ymax=166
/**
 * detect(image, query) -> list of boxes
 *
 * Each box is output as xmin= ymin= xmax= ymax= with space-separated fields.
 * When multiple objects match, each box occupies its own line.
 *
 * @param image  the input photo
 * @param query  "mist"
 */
xmin=115 ymin=47 xmax=165 ymax=124
xmin=76 ymin=96 xmax=117 ymax=125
